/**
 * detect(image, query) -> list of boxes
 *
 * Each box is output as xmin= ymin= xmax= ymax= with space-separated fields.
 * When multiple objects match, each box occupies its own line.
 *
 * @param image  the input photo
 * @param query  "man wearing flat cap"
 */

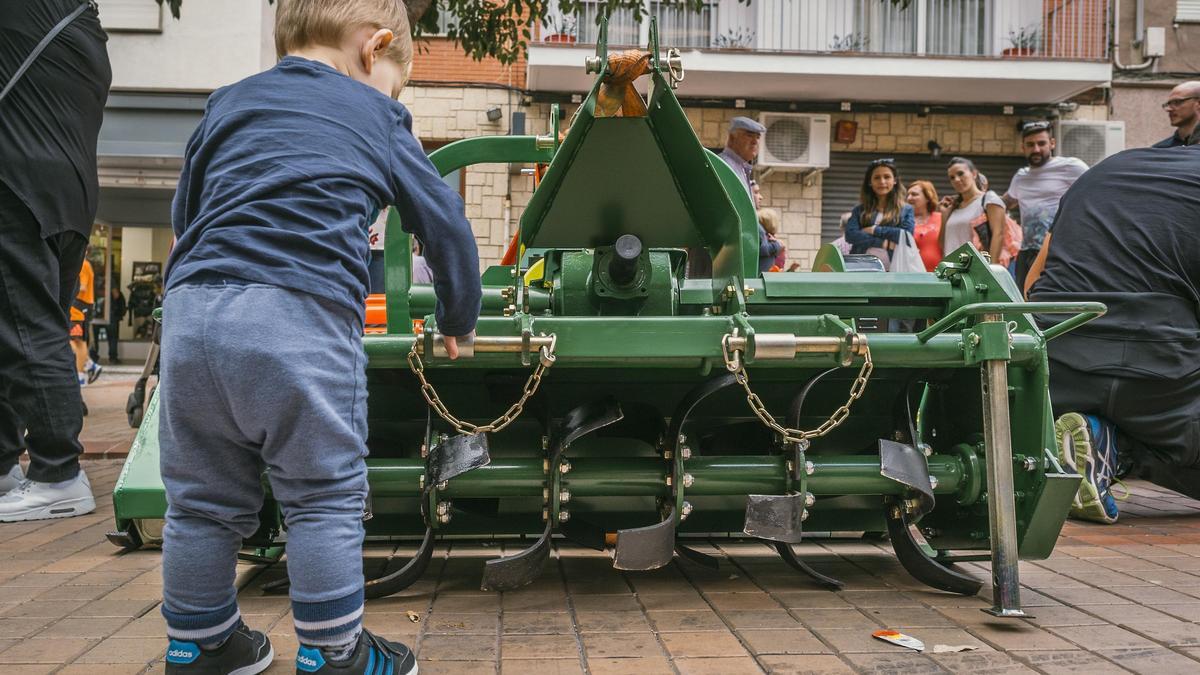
xmin=720 ymin=116 xmax=765 ymax=197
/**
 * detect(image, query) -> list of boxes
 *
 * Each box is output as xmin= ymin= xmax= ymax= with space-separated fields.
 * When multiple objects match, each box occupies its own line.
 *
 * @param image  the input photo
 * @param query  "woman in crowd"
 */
xmin=757 ymin=207 xmax=786 ymax=272
xmin=844 ymin=158 xmax=914 ymax=270
xmin=906 ymin=180 xmax=942 ymax=272
xmin=939 ymin=157 xmax=1005 ymax=261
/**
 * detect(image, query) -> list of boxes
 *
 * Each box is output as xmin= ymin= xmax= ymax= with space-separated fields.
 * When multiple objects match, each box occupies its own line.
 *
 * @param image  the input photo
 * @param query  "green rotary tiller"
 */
xmin=110 ymin=20 xmax=1103 ymax=619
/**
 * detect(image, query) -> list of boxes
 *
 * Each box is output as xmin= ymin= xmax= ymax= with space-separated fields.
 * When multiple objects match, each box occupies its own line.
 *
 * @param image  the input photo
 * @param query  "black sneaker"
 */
xmin=296 ymin=629 xmax=417 ymax=674
xmin=165 ymin=622 xmax=274 ymax=674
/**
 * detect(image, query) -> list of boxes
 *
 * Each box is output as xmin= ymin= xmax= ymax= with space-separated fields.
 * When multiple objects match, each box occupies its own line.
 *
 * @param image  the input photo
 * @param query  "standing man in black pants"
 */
xmin=0 ymin=1 xmax=110 ymax=520
xmin=1026 ymin=144 xmax=1200 ymax=524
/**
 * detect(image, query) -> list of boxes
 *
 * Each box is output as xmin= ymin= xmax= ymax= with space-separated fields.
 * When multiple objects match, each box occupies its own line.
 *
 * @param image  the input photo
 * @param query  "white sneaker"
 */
xmin=0 ymin=465 xmax=23 ymax=495
xmin=0 ymin=470 xmax=96 ymax=522
xmin=86 ymin=360 xmax=103 ymax=384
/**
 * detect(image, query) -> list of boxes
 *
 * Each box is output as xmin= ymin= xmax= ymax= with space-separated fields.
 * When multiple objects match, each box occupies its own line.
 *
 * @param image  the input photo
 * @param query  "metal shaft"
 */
xmin=979 ymin=314 xmax=1027 ymax=618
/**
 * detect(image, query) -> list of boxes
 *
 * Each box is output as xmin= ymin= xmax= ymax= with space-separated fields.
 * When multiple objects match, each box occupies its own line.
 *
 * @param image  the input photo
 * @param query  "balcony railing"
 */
xmin=537 ymin=0 xmax=1111 ymax=60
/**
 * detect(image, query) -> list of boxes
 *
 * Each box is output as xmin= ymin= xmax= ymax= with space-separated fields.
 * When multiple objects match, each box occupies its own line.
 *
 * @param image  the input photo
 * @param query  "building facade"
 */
xmin=94 ymin=0 xmax=1118 ymax=356
xmin=1108 ymin=0 xmax=1200 ymax=147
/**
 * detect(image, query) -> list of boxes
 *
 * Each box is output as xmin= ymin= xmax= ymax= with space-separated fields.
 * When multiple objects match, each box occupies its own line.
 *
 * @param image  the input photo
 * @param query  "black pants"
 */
xmin=1014 ymin=249 xmax=1039 ymax=294
xmin=107 ymin=320 xmax=120 ymax=361
xmin=0 ymin=182 xmax=87 ymax=482
xmin=1049 ymin=359 xmax=1200 ymax=502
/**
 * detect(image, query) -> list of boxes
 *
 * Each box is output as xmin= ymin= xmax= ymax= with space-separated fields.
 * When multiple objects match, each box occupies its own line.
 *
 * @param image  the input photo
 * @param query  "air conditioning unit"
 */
xmin=1057 ymin=120 xmax=1125 ymax=166
xmin=758 ymin=113 xmax=831 ymax=170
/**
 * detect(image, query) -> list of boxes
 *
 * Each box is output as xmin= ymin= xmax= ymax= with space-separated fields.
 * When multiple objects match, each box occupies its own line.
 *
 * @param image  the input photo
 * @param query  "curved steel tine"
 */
xmin=774 ymin=542 xmax=844 ymax=590
xmin=884 ymin=497 xmax=982 ymax=596
xmin=614 ymin=503 xmax=677 ymax=571
xmin=364 ymin=526 xmax=438 ymax=599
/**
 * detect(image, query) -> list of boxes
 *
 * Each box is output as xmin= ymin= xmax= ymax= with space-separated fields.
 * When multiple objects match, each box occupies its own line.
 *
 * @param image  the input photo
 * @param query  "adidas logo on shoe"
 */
xmin=298 ymin=654 xmax=320 ymax=668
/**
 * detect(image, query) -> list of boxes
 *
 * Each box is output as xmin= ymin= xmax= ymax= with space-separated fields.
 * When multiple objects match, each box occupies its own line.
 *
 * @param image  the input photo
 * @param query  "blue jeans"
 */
xmin=159 ymin=283 xmax=368 ymax=647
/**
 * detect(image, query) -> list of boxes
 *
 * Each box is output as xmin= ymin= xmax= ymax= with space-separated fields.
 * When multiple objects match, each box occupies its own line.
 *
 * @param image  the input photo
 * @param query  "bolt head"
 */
xmin=1023 ymin=457 xmax=1038 ymax=472
xmin=805 ymin=460 xmax=815 ymax=476
xmin=436 ymin=480 xmax=448 ymax=491
xmin=804 ymin=492 xmax=815 ymax=507
xmin=801 ymin=509 xmax=809 ymax=522
xmin=437 ymin=513 xmax=451 ymax=524
xmin=680 ymin=446 xmax=692 ymax=459
xmin=929 ymin=475 xmax=939 ymax=490
xmin=436 ymin=501 xmax=450 ymax=515
xmin=682 ymin=473 xmax=694 ymax=488
xmin=559 ymin=490 xmax=571 ymax=504
xmin=558 ymin=510 xmax=570 ymax=522
xmin=559 ymin=461 xmax=572 ymax=474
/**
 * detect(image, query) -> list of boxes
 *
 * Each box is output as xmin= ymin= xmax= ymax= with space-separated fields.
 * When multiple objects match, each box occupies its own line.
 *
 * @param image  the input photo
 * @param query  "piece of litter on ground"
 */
xmin=932 ymin=644 xmax=978 ymax=654
xmin=872 ymin=629 xmax=924 ymax=652
xmin=728 ymin=574 xmax=739 ymax=580
xmin=405 ymin=610 xmax=420 ymax=623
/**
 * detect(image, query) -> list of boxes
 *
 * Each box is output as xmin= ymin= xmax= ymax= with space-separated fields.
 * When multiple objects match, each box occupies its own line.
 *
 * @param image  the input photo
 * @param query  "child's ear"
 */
xmin=360 ymin=28 xmax=394 ymax=73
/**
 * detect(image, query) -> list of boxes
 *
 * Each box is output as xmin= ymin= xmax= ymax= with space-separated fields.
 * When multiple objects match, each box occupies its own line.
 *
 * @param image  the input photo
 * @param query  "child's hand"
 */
xmin=442 ymin=332 xmax=475 ymax=360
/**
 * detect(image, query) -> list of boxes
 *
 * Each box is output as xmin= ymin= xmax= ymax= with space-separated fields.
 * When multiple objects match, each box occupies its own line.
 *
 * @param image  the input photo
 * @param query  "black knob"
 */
xmin=609 ymin=234 xmax=643 ymax=285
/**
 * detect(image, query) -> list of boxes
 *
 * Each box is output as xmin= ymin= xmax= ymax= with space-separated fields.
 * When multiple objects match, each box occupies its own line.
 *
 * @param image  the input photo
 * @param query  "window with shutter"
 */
xmin=1179 ymin=0 xmax=1200 ymax=23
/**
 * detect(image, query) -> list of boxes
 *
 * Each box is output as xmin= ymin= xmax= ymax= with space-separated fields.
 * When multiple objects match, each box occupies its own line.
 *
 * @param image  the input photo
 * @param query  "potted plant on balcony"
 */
xmin=1003 ymin=25 xmax=1040 ymax=57
xmin=543 ymin=14 xmax=578 ymax=44
xmin=829 ymin=32 xmax=869 ymax=53
xmin=713 ymin=27 xmax=755 ymax=50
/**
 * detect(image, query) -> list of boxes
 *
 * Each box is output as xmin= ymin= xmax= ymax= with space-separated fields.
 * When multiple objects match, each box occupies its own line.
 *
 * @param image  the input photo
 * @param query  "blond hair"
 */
xmin=275 ymin=0 xmax=412 ymax=79
xmin=757 ymin=208 xmax=781 ymax=236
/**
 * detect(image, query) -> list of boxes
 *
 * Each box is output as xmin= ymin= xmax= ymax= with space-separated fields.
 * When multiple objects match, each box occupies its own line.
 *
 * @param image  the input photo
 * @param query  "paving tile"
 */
xmin=842 ymin=652 xmax=949 ymax=673
xmin=587 ymin=656 xmax=674 ymax=674
xmin=645 ymin=610 xmax=727 ymax=632
xmin=1024 ymin=605 xmax=1110 ymax=627
xmin=861 ymin=607 xmax=956 ymax=628
xmin=57 ymin=665 xmax=148 ymax=675
xmin=930 ymin=651 xmax=1039 ymax=674
xmin=425 ymin=611 xmax=499 ymax=634
xmin=771 ymin=591 xmax=854 ymax=609
xmin=737 ymin=628 xmax=830 ymax=655
xmin=568 ymin=593 xmax=642 ymax=613
xmin=794 ymin=607 xmax=880 ymax=630
xmin=502 ymin=611 xmax=574 ymax=634
xmin=582 ymin=632 xmax=665 ymax=660
xmin=500 ymin=592 xmax=569 ymax=613
xmin=37 ymin=616 xmax=130 ymax=639
xmin=1047 ymin=624 xmax=1161 ymax=650
xmin=673 ymin=656 xmax=763 ymax=674
xmin=1096 ymin=647 xmax=1200 ymax=674
xmin=74 ymin=637 xmax=167 ymax=664
xmin=0 ymin=617 xmax=53 ymax=639
xmin=659 ymin=630 xmax=750 ymax=659
xmin=638 ymin=592 xmax=711 ymax=611
xmin=758 ymin=654 xmax=856 ymax=674
xmin=1014 ymin=649 xmax=1132 ymax=673
xmin=418 ymin=633 xmax=498 ymax=661
xmin=722 ymin=610 xmax=804 ymax=631
xmin=571 ymin=610 xmax=650 ymax=633
xmin=418 ymin=661 xmax=496 ymax=674
xmin=499 ymin=658 xmax=581 ymax=674
xmin=706 ymin=592 xmax=783 ymax=611
xmin=0 ymin=637 xmax=98 ymax=664
xmin=0 ymin=599 xmax=89 ymax=619
xmin=500 ymin=634 xmax=579 ymax=659
xmin=432 ymin=593 xmax=500 ymax=613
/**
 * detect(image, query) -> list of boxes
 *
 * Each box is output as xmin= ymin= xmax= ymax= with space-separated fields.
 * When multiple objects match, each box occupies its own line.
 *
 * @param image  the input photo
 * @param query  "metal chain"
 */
xmin=406 ymin=337 xmax=556 ymax=435
xmin=723 ymin=337 xmax=873 ymax=444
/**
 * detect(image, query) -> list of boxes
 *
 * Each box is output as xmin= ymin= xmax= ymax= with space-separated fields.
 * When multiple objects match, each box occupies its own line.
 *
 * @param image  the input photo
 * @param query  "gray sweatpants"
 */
xmin=159 ymin=283 xmax=369 ymax=647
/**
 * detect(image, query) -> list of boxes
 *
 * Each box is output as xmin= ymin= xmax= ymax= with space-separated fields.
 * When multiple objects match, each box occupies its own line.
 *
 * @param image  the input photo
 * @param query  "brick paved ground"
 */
xmin=0 ymin=378 xmax=1197 ymax=673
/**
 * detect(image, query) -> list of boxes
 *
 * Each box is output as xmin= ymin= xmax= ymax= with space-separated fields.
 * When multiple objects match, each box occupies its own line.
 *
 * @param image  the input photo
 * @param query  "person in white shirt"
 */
xmin=938 ymin=157 xmax=1006 ymax=261
xmin=1003 ymin=121 xmax=1088 ymax=290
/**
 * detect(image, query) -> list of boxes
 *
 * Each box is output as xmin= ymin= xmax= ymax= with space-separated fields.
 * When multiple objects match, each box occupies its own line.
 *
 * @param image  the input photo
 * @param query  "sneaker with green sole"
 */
xmin=1056 ymin=412 xmax=1123 ymax=524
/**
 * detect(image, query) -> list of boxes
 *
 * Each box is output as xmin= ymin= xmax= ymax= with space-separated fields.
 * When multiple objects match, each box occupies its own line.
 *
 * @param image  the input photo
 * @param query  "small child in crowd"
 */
xmin=159 ymin=1 xmax=481 ymax=673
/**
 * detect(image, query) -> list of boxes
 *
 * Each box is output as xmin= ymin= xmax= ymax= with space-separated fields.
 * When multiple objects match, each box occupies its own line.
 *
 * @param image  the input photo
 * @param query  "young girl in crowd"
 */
xmin=906 ymin=180 xmax=942 ymax=272
xmin=757 ymin=208 xmax=786 ymax=271
xmin=844 ymin=158 xmax=915 ymax=270
xmin=939 ymin=157 xmax=1005 ymax=261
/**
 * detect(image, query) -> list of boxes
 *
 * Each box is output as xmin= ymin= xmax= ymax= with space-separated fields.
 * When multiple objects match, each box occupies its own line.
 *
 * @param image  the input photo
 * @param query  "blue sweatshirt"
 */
xmin=844 ymin=204 xmax=915 ymax=255
xmin=166 ymin=56 xmax=481 ymax=336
